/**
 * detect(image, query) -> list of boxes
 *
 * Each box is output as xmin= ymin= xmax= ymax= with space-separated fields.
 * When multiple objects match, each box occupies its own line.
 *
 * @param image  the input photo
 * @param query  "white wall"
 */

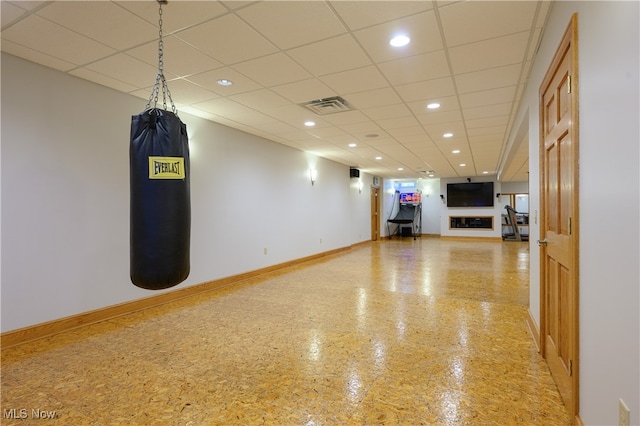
xmin=1 ymin=53 xmax=363 ymax=332
xmin=418 ymin=178 xmax=442 ymax=235
xmin=508 ymin=2 xmax=639 ymax=424
xmin=349 ymin=171 xmax=375 ymax=243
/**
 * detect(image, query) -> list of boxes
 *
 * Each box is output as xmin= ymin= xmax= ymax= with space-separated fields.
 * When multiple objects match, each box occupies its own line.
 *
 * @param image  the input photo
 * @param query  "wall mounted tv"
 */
xmin=446 ymin=182 xmax=494 ymax=207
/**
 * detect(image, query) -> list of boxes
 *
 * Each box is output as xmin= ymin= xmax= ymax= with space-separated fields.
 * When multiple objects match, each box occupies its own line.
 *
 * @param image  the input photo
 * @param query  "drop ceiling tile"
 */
xmin=378 ymin=118 xmax=422 ymax=132
xmin=469 ymin=134 xmax=504 ymax=144
xmin=129 ymin=88 xmax=157 ymax=104
xmin=416 ymin=109 xmax=462 ymax=126
xmin=330 ymin=1 xmax=432 ymax=31
xmin=69 ymin=67 xmax=139 ymax=94
xmin=192 ymin=97 xmax=266 ymax=122
xmin=36 ymin=2 xmax=156 ymax=50
xmin=449 ymin=31 xmax=530 ymax=75
xmin=455 ymin=63 xmax=522 ymax=94
xmin=362 ymin=137 xmax=402 ymax=147
xmin=6 ymin=1 xmax=46 ymax=12
xmin=395 ymin=77 xmax=456 ymax=102
xmin=459 ymin=86 xmax=516 ymax=109
xmin=345 ymin=87 xmax=402 ymax=109
xmin=320 ymin=66 xmax=389 ymax=95
xmin=320 ymin=110 xmax=370 ymax=126
xmin=126 ymin=36 xmax=224 ymax=78
xmin=117 ymin=1 xmax=228 ymax=34
xmin=339 ymin=122 xmax=384 ymax=138
xmin=1 ymin=0 xmax=547 ymax=180
xmin=163 ymin=78 xmax=220 ymax=106
xmin=407 ymin=96 xmax=458 ymax=115
xmin=230 ymin=89 xmax=291 ymax=110
xmin=439 ymin=1 xmax=538 ymax=47
xmin=467 ymin=125 xmax=506 ymax=137
xmin=271 ymin=78 xmax=336 ymax=104
xmin=307 ymin=126 xmax=348 ymax=139
xmin=262 ymin=104 xmax=326 ymax=129
xmin=465 ymin=116 xmax=509 ymax=130
xmin=463 ymin=102 xmax=512 ymax=120
xmin=84 ymin=53 xmax=164 ymax=89
xmin=253 ymin=120 xmax=299 ymax=136
xmin=287 ymin=34 xmax=371 ymax=77
xmin=236 ymin=1 xmax=346 ymax=50
xmin=362 ymin=104 xmax=412 ymax=121
xmin=424 ymin=122 xmax=466 ymax=140
xmin=353 ymin=10 xmax=442 ymax=63
xmin=325 ymin=134 xmax=360 ymax=145
xmin=377 ymin=50 xmax=449 ymax=85
xmin=220 ymin=2 xmax=256 ymax=11
xmin=400 ymin=137 xmax=435 ymax=149
xmin=185 ymin=67 xmax=262 ymax=96
xmin=175 ymin=14 xmax=278 ymax=65
xmin=229 ymin=109 xmax=276 ymax=127
xmin=1 ymin=2 xmax=27 ymax=28
xmin=0 ymin=40 xmax=76 ymax=72
xmin=1 ymin=15 xmax=116 ymax=65
xmin=232 ymin=52 xmax=312 ymax=87
xmin=179 ymin=106 xmax=219 ymax=122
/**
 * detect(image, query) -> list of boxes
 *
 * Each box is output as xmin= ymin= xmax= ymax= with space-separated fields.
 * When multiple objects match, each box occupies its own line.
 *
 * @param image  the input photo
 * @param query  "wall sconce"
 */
xmin=496 ymin=193 xmax=501 ymax=198
xmin=358 ymin=180 xmax=364 ymax=194
xmin=440 ymin=194 xmax=445 ymax=203
xmin=309 ymin=168 xmax=317 ymax=185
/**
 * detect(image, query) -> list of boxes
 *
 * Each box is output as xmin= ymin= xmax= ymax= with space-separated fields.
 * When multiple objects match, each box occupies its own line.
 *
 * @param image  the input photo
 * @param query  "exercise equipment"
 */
xmin=502 ymin=205 xmax=529 ymax=241
xmin=130 ymin=0 xmax=190 ymax=289
xmin=387 ymin=191 xmax=422 ymax=239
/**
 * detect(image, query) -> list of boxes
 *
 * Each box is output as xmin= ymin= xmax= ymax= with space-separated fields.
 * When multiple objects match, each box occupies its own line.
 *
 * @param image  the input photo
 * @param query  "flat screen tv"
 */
xmin=447 ymin=182 xmax=494 ymax=207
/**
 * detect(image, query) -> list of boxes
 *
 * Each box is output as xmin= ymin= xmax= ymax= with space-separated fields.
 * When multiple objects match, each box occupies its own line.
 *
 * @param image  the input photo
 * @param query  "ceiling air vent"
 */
xmin=301 ymin=96 xmax=354 ymax=115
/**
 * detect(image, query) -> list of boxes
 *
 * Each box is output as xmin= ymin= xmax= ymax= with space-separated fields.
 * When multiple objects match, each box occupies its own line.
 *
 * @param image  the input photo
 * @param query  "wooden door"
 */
xmin=539 ymin=14 xmax=579 ymax=421
xmin=370 ymin=186 xmax=380 ymax=241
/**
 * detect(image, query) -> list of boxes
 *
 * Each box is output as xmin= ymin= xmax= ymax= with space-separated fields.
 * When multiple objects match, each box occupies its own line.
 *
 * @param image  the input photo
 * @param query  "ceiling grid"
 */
xmin=0 ymin=0 xmax=549 ymax=181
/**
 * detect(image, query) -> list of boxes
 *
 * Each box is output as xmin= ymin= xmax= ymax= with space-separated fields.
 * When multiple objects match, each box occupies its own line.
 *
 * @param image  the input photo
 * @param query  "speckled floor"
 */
xmin=1 ymin=238 xmax=570 ymax=425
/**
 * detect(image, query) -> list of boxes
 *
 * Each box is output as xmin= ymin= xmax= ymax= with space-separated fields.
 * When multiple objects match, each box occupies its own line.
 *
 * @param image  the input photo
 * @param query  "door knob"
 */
xmin=537 ymin=238 xmax=548 ymax=246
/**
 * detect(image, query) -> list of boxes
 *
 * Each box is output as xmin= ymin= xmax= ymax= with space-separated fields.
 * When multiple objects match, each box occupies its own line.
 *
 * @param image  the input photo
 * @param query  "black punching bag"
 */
xmin=130 ymin=108 xmax=190 ymax=289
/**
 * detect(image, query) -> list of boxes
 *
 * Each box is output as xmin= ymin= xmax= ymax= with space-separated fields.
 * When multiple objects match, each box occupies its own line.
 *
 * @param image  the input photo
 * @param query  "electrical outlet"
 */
xmin=263 ymin=248 xmax=268 ymax=255
xmin=319 ymin=238 xmax=322 ymax=244
xmin=619 ymin=399 xmax=630 ymax=426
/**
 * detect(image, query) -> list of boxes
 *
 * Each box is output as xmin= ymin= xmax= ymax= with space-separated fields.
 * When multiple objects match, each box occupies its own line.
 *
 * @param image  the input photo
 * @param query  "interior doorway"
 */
xmin=370 ymin=186 xmax=380 ymax=241
xmin=538 ymin=13 xmax=580 ymax=422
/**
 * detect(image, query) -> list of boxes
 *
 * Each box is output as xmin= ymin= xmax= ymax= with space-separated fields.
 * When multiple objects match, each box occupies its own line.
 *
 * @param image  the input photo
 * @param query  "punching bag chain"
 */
xmin=146 ymin=0 xmax=177 ymax=115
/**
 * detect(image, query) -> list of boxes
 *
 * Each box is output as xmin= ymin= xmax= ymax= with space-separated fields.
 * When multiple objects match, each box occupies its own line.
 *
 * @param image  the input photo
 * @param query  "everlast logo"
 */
xmin=148 ymin=156 xmax=185 ymax=179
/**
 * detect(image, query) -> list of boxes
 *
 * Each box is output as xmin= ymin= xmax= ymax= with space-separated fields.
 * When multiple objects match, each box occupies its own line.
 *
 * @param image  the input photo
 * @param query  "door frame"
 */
xmin=370 ymin=185 xmax=380 ymax=241
xmin=538 ymin=13 xmax=580 ymax=422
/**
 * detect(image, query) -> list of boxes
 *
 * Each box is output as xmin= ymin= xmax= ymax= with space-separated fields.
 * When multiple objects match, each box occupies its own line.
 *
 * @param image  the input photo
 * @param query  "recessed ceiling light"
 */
xmin=443 ymin=132 xmax=453 ymax=138
xmin=483 ymin=171 xmax=489 ymax=174
xmin=389 ymin=34 xmax=410 ymax=47
xmin=459 ymin=163 xmax=466 ymax=167
xmin=304 ymin=121 xmax=315 ymax=127
xmin=452 ymin=149 xmax=460 ymax=154
xmin=427 ymin=103 xmax=440 ymax=109
xmin=348 ymin=143 xmax=357 ymax=148
xmin=365 ymin=133 xmax=379 ymax=138
xmin=397 ymin=167 xmax=404 ymax=171
xmin=428 ymin=174 xmax=434 ymax=177
xmin=375 ymin=156 xmax=382 ymax=160
xmin=217 ymin=79 xmax=233 ymax=86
